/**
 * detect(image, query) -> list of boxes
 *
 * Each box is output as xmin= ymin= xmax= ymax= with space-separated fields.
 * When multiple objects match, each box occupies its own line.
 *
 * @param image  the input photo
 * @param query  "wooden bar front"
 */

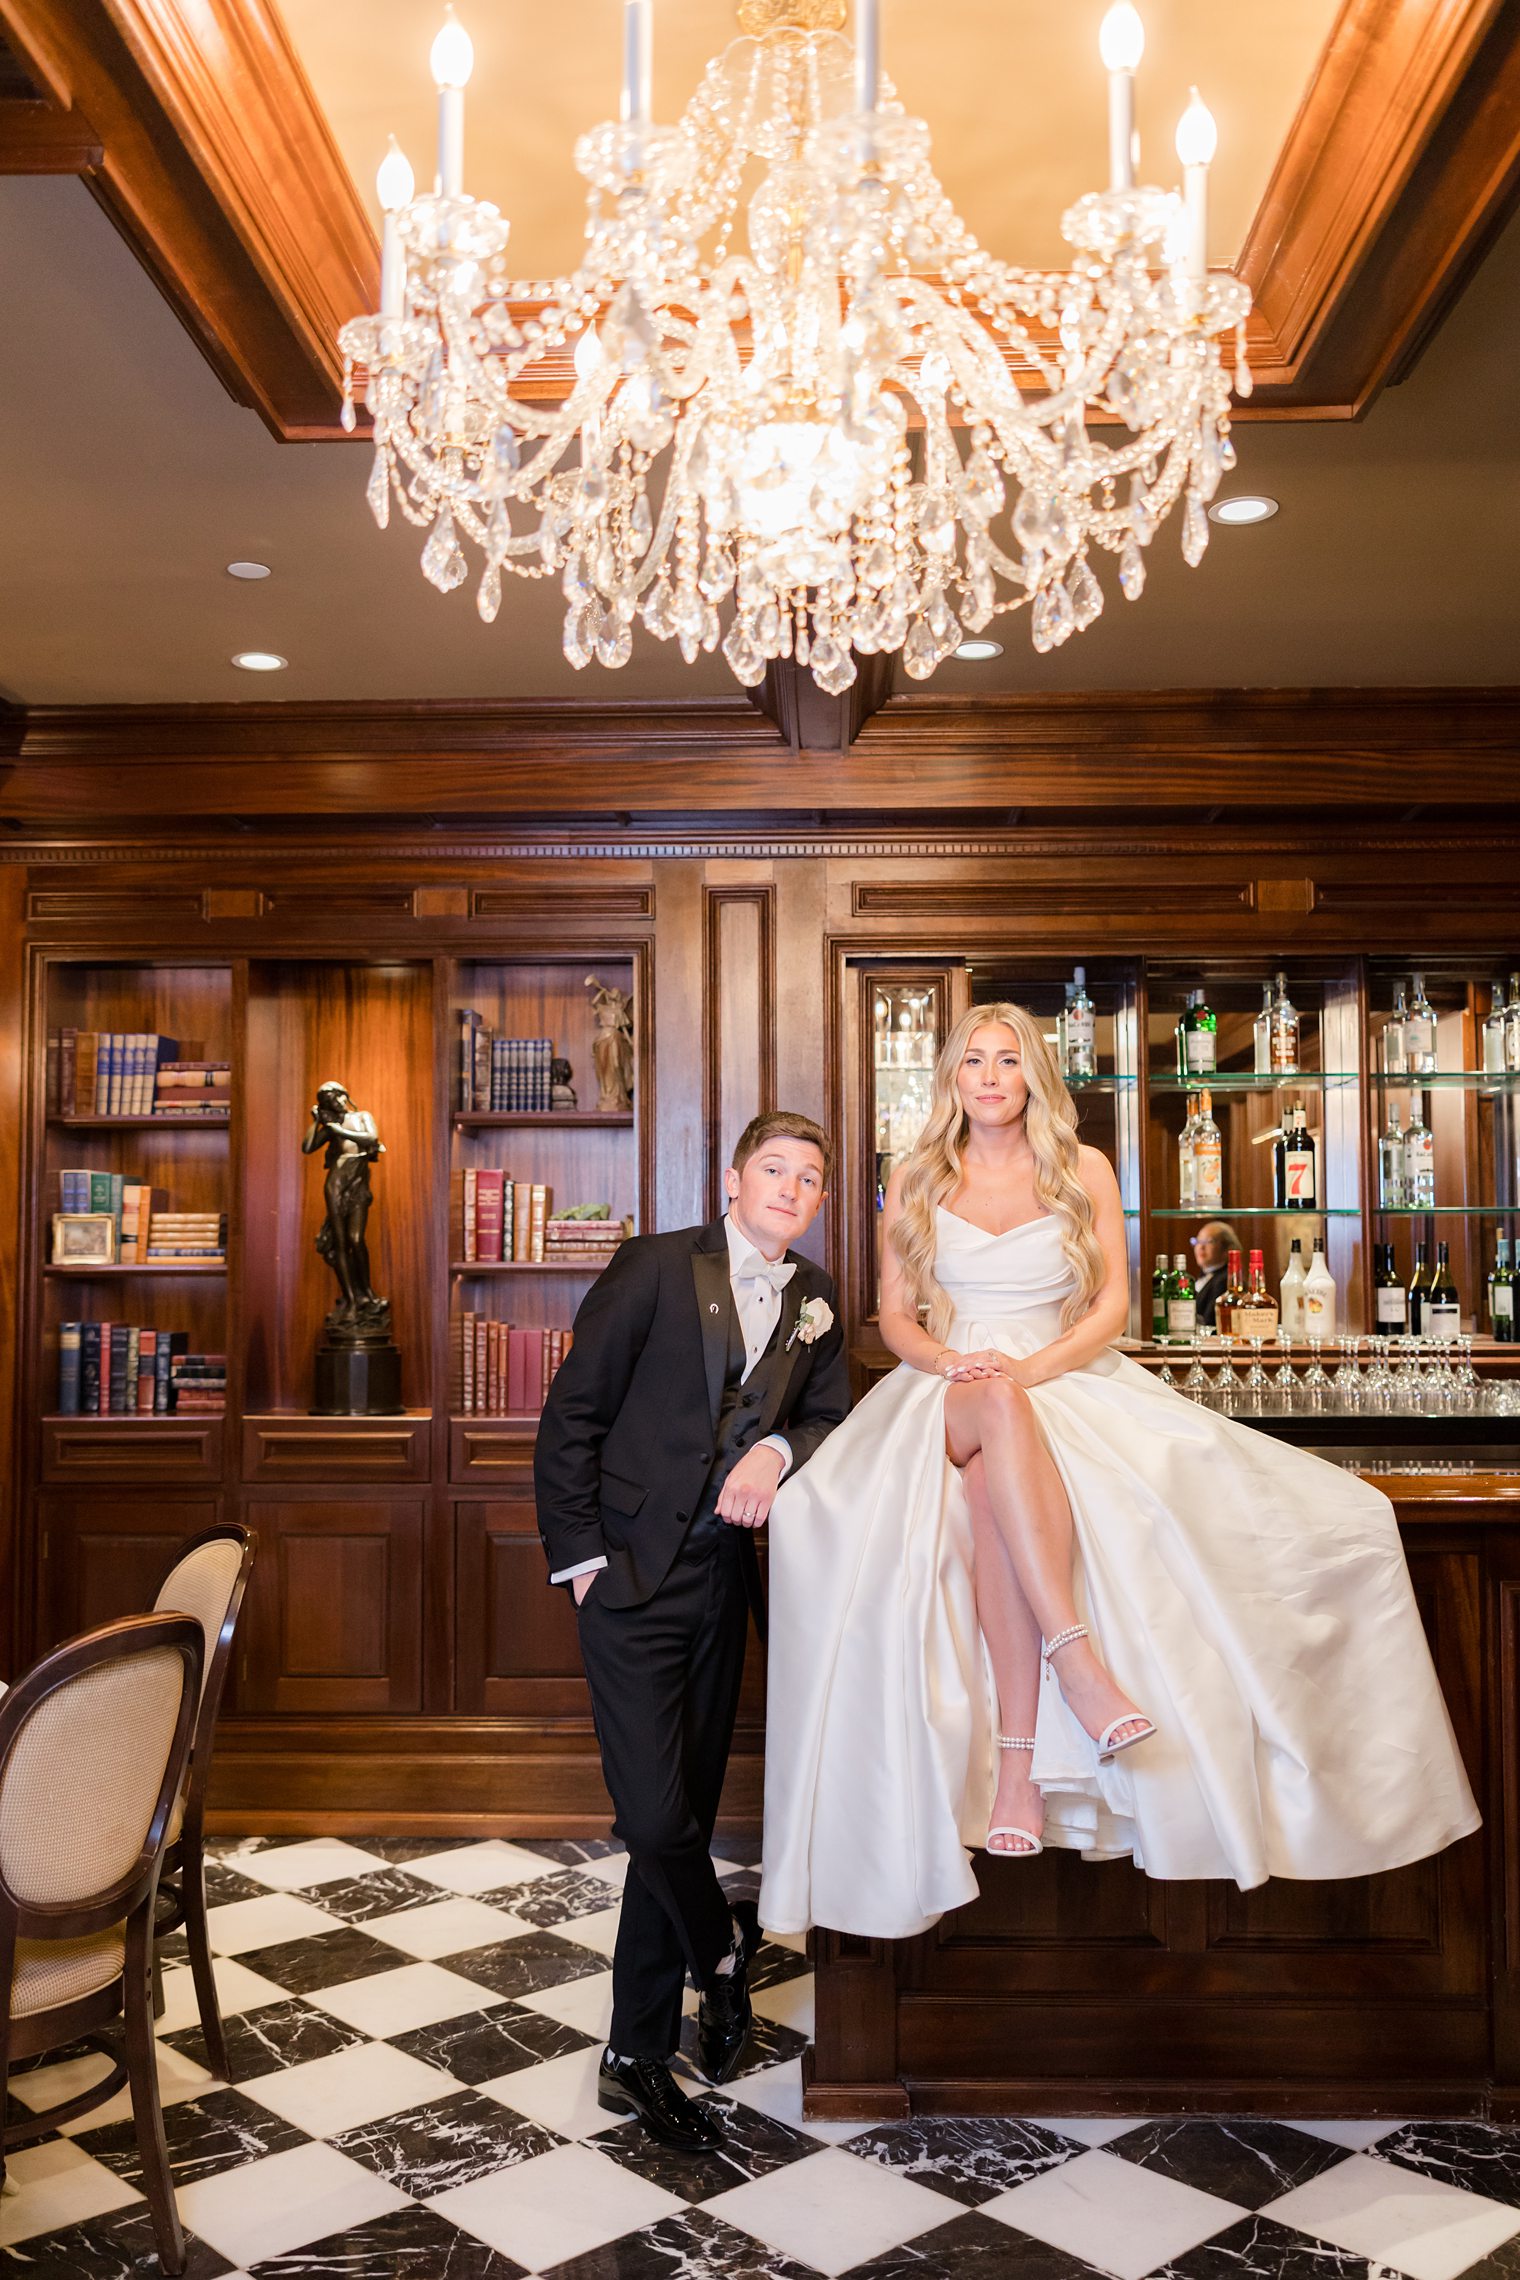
xmin=809 ymin=1479 xmax=1519 ymax=2123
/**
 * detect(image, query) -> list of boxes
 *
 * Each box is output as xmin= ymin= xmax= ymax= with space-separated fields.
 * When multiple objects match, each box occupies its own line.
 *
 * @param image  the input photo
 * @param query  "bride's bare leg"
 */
xmin=965 ymin=1453 xmax=1044 ymax=1851
xmin=946 ymin=1378 xmax=1149 ymax=1748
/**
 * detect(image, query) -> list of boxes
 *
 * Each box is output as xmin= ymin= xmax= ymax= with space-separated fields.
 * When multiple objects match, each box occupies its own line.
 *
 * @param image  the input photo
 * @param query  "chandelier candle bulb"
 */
xmin=431 ymin=7 xmax=474 ymax=198
xmin=854 ymin=0 xmax=881 ymax=116
xmin=376 ymin=138 xmax=415 ymax=320
xmin=1175 ymin=89 xmax=1215 ymax=284
xmin=621 ymin=0 xmax=652 ymax=132
xmin=1099 ymin=3 xmax=1144 ymax=190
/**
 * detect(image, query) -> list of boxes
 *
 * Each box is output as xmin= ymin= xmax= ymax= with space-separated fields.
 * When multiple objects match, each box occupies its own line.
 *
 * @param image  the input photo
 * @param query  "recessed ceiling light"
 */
xmin=231 ymin=650 xmax=287 ymax=672
xmin=1208 ymin=495 xmax=1279 ymax=526
xmin=226 ymin=560 xmax=271 ymax=580
xmin=953 ymin=639 xmax=1004 ymax=661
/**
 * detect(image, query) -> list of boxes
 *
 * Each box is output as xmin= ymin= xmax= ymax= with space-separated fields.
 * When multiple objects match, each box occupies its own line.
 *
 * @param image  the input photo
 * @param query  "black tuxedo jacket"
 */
xmin=1194 ymin=1264 xmax=1227 ymax=1327
xmin=533 ymin=1216 xmax=851 ymax=1609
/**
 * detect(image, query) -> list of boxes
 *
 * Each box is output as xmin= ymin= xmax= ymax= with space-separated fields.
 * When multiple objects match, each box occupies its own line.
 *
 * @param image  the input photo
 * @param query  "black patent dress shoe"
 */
xmin=597 ymin=2051 xmax=725 ymax=2151
xmin=696 ymin=1901 xmax=763 ymax=2085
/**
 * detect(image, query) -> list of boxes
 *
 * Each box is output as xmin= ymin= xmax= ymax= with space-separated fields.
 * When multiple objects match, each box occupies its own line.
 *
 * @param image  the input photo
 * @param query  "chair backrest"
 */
xmin=0 ymin=1614 xmax=201 ymax=1940
xmin=154 ymin=1524 xmax=253 ymax=1716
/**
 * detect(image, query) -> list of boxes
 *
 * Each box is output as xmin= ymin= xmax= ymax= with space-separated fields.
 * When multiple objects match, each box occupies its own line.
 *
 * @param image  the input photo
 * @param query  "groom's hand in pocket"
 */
xmin=572 ymin=1570 xmax=599 ymax=1606
xmin=716 ymin=1444 xmax=786 ymax=1530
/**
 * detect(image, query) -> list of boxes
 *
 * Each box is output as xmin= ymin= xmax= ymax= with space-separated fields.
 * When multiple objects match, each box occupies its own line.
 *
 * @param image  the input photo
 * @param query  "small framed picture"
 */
xmin=52 ymin=1213 xmax=116 ymax=1265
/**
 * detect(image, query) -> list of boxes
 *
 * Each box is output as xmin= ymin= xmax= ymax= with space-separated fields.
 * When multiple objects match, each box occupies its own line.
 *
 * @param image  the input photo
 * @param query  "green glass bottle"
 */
xmin=1407 ymin=1240 xmax=1431 ymax=1335
xmin=1152 ymin=1251 xmax=1170 ymax=1342
xmin=1490 ymin=1235 xmax=1516 ymax=1344
xmin=1428 ymin=1242 xmax=1460 ymax=1342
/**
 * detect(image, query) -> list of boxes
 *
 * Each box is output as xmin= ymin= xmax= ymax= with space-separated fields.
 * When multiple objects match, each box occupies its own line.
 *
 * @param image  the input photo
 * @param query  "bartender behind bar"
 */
xmin=1190 ymin=1221 xmax=1243 ymax=1328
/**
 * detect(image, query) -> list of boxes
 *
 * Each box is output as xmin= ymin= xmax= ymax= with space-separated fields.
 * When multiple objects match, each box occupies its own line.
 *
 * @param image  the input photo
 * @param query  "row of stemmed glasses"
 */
xmin=1163 ymin=1330 xmax=1505 ymax=1415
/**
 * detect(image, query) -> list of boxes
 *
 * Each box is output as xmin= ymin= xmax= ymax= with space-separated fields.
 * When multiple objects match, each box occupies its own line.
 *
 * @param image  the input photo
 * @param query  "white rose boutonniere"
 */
xmin=786 ymin=1296 xmax=834 ymax=1352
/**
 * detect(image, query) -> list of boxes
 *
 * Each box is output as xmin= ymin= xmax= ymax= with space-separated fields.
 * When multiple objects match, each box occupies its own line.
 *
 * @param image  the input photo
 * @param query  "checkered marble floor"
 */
xmin=7 ymin=1837 xmax=1520 ymax=2280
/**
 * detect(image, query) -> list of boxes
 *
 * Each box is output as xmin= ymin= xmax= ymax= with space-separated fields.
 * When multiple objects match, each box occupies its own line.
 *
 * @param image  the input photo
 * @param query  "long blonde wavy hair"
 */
xmin=888 ymin=1001 xmax=1107 ymax=1340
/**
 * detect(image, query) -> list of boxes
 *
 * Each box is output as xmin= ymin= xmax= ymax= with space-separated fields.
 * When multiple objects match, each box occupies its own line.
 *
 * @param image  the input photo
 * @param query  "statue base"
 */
xmin=312 ymin=1339 xmax=404 ymax=1417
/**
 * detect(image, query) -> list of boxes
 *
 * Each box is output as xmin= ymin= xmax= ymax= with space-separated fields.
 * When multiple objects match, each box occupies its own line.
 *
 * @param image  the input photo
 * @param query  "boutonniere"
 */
xmin=786 ymin=1296 xmax=834 ymax=1352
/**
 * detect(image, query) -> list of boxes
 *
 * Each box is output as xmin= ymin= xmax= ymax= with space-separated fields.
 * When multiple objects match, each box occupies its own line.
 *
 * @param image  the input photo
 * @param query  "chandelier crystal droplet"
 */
xmin=339 ymin=0 xmax=1251 ymax=693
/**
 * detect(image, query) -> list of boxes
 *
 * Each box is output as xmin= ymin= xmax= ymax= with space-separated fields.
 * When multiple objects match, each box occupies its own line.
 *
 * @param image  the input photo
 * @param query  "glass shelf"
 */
xmin=1066 ymin=1074 xmax=1138 ymax=1090
xmin=1149 ymin=1073 xmax=1356 ymax=1093
xmin=1369 ymin=1072 xmax=1520 ymax=1091
xmin=1151 ymin=1206 xmax=1361 ymax=1219
xmin=1375 ymin=1205 xmax=1520 ymax=1217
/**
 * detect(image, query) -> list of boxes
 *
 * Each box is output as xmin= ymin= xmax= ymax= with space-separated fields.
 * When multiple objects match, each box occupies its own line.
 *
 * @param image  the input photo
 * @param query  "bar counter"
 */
xmin=807 ymin=1423 xmax=1520 ymax=2123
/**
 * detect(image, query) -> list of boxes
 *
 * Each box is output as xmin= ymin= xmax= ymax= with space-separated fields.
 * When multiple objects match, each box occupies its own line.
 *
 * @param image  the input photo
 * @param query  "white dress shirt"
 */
xmin=550 ymin=1214 xmax=795 ymax=1586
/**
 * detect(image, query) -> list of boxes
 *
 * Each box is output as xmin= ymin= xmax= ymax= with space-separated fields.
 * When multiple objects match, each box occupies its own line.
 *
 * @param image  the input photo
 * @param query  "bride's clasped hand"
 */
xmin=759 ymin=1000 xmax=1479 ymax=1942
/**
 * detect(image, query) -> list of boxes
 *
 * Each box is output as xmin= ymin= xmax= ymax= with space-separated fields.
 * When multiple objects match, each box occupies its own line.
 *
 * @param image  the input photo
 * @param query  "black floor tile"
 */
xmin=541 ymin=2203 xmax=821 ymax=2280
xmin=504 ymin=1869 xmax=622 ymax=1930
xmin=245 ymin=2203 xmax=530 ymax=2277
xmin=0 ymin=2206 xmax=233 ymax=2278
xmin=1108 ymin=2118 xmax=1349 ymax=2210
xmin=442 ymin=1932 xmax=608 ymax=2002
xmin=1379 ymin=2122 xmax=1520 ymax=2210
xmin=588 ymin=2092 xmax=817 ymax=2201
xmin=330 ymin=2086 xmax=562 ymax=2195
xmin=74 ymin=2085 xmax=310 ymax=2187
xmin=516 ymin=1838 xmax=625 ymax=1867
xmin=233 ymin=1927 xmax=407 ymax=1995
xmin=675 ymin=2010 xmax=809 ymax=2081
xmin=292 ymin=1868 xmax=454 ymax=1924
xmin=748 ymin=1942 xmax=813 ymax=1995
xmin=845 ymin=2117 xmax=1084 ymax=2207
xmin=1148 ymin=2211 xmax=1397 ymax=2279
xmin=843 ymin=2209 xmax=1106 ymax=2279
xmin=161 ymin=1996 xmax=370 ymax=2079
xmin=390 ymin=2000 xmax=597 ymax=2083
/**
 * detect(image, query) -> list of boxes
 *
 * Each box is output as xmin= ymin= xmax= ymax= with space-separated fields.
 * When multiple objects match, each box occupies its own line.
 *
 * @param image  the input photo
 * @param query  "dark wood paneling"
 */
xmin=37 ymin=1492 xmax=222 ymax=1646
xmin=42 ymin=1417 xmax=223 ymax=1482
xmin=703 ymin=882 xmax=776 ymax=1216
xmin=241 ymin=1413 xmax=431 ymax=1484
xmin=450 ymin=1420 xmax=535 ymax=1482
xmin=455 ymin=1500 xmax=592 ymax=1719
xmin=242 ymin=1498 xmax=424 ymax=1714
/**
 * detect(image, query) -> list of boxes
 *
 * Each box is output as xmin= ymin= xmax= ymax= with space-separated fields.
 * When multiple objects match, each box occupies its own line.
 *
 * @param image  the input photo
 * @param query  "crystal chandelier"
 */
xmin=339 ymin=0 xmax=1251 ymax=693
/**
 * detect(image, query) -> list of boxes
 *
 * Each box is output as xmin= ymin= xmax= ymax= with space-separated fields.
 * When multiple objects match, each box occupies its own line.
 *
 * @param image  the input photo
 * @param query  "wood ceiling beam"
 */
xmin=0 ymin=96 xmax=101 ymax=171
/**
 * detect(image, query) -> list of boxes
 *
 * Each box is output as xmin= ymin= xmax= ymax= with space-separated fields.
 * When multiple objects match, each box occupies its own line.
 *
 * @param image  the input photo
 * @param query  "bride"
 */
xmin=760 ymin=1002 xmax=1479 ymax=1940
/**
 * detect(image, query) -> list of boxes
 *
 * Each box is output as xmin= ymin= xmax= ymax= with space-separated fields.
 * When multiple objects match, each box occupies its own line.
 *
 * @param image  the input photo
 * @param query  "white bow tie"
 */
xmin=736 ymin=1252 xmax=796 ymax=1294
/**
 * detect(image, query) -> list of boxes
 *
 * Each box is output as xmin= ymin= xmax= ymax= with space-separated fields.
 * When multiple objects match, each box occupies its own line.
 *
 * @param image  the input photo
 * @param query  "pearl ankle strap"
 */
xmin=1042 ymin=1622 xmax=1089 ymax=1665
xmin=996 ymin=1733 xmax=1037 ymax=1750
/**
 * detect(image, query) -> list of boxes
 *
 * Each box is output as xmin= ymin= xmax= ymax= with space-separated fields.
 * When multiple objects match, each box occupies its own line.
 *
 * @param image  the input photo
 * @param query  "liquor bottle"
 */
xmin=1483 ymin=981 xmax=1509 ymax=1076
xmin=1378 ymin=1101 xmax=1407 ymax=1209
xmin=1066 ymin=966 xmax=1096 ymax=1079
xmin=1235 ymin=1248 xmax=1279 ymax=1340
xmin=1428 ymin=1242 xmax=1460 ymax=1341
xmin=1279 ymin=1237 xmax=1307 ymax=1339
xmin=1193 ymin=1090 xmax=1223 ymax=1208
xmin=1382 ymin=983 xmax=1409 ymax=1077
xmin=1275 ymin=1104 xmax=1317 ymax=1208
xmin=1216 ymin=1248 xmax=1245 ymax=1337
xmin=1166 ymin=1252 xmax=1197 ymax=1341
xmin=1406 ymin=971 xmax=1437 ymax=1074
xmin=1506 ymin=972 xmax=1520 ymax=1074
xmin=1178 ymin=1094 xmax=1198 ymax=1210
xmin=1178 ymin=988 xmax=1217 ymax=1079
xmin=1269 ymin=970 xmax=1299 ymax=1075
xmin=1253 ymin=984 xmax=1273 ymax=1076
xmin=1407 ymin=1240 xmax=1431 ymax=1335
xmin=1152 ymin=1251 xmax=1170 ymax=1342
xmin=1302 ymin=1236 xmax=1337 ymax=1339
xmin=1490 ymin=1235 xmax=1516 ymax=1343
xmin=1056 ymin=985 xmax=1070 ymax=1073
xmin=1374 ymin=1241 xmax=1407 ymax=1334
xmin=1404 ymin=1097 xmax=1436 ymax=1210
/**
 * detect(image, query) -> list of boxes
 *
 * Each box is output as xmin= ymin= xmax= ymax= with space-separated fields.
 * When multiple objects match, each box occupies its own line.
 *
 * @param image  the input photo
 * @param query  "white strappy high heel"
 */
xmin=1042 ymin=1623 xmax=1157 ymax=1763
xmin=987 ymin=1734 xmax=1043 ymax=1856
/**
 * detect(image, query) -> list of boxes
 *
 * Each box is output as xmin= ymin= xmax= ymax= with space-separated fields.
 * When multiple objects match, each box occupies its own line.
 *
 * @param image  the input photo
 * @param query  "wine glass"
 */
xmin=1242 ymin=1336 xmax=1272 ymax=1396
xmin=1300 ymin=1337 xmax=1331 ymax=1399
xmin=1393 ymin=1337 xmax=1426 ymax=1411
xmin=1454 ymin=1335 xmax=1480 ymax=1412
xmin=1271 ymin=1330 xmax=1298 ymax=1406
xmin=1364 ymin=1335 xmax=1395 ymax=1412
xmin=1181 ymin=1340 xmax=1211 ymax=1401
xmin=1210 ymin=1334 xmax=1242 ymax=1406
xmin=1156 ymin=1360 xmax=1176 ymax=1390
xmin=1333 ymin=1335 xmax=1363 ymax=1411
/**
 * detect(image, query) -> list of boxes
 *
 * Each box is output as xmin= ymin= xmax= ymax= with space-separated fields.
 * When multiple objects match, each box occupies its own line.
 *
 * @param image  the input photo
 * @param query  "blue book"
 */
xmin=60 ymin=1168 xmax=91 ymax=1213
xmin=56 ymin=1322 xmax=82 ymax=1414
xmin=79 ymin=1322 xmax=102 ymax=1411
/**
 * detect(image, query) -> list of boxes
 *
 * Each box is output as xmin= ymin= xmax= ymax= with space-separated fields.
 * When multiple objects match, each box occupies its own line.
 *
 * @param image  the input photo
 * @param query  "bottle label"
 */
xmin=1185 ymin=1031 xmax=1215 ymax=1073
xmin=1429 ymin=1301 xmax=1460 ymax=1340
xmin=1283 ymin=1148 xmax=1315 ymax=1203
xmin=1376 ymin=1289 xmax=1407 ymax=1326
xmin=1194 ymin=1143 xmax=1222 ymax=1204
xmin=1494 ymin=1287 xmax=1515 ymax=1321
xmin=1233 ymin=1303 xmax=1279 ymax=1338
xmin=1167 ymin=1298 xmax=1197 ymax=1336
xmin=1304 ymin=1287 xmax=1334 ymax=1322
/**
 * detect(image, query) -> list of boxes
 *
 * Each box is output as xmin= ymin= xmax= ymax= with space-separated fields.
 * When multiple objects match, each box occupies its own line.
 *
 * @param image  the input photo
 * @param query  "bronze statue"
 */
xmin=302 ymin=1081 xmax=390 ymax=1337
xmin=585 ymin=975 xmax=635 ymax=1113
xmin=550 ymin=1055 xmax=578 ymax=1111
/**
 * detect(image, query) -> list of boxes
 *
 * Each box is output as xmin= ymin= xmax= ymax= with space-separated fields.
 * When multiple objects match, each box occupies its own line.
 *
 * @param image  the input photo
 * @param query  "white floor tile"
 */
xmin=517 ymin=1968 xmax=617 ymax=2039
xmin=364 ymin=1895 xmax=532 ymax=1959
xmin=239 ymin=2039 xmax=459 ymax=2137
xmin=706 ymin=2143 xmax=950 ymax=2276
xmin=10 ymin=2035 xmax=213 ymax=2135
xmin=428 ymin=2140 xmax=685 ymax=2269
xmin=311 ymin=1960 xmax=507 ymax=2038
xmin=0 ymin=2140 xmax=141 ymax=2245
xmin=1027 ymin=2115 xmax=1152 ymax=2147
xmin=725 ymin=2057 xmax=870 ymax=2143
xmin=205 ymin=1891 xmax=344 ymax=1954
xmin=752 ymin=1971 xmax=814 ymax=2037
xmin=153 ymin=1954 xmax=288 ymax=2035
xmin=176 ymin=2141 xmax=408 ymax=2265
xmin=408 ymin=1840 xmax=562 ymax=1894
xmin=556 ymin=1903 xmax=623 ymax=1958
xmin=1293 ymin=2117 xmax=1404 ymax=2150
xmin=575 ymin=1851 xmax=632 ymax=1889
xmin=982 ymin=2147 xmax=1245 ymax=2280
xmin=1265 ymin=2149 xmax=1520 ymax=2280
xmin=765 ymin=1926 xmax=810 ymax=1955
xmin=228 ymin=1838 xmax=391 ymax=1891
xmin=482 ymin=2043 xmax=636 ymax=2141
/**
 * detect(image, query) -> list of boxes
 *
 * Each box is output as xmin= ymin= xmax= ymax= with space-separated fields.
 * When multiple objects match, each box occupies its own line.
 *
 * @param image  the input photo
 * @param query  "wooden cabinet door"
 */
xmin=242 ymin=1498 xmax=424 ymax=1714
xmin=38 ymin=1493 xmax=224 ymax=1650
xmin=455 ymin=1501 xmax=590 ymax=1718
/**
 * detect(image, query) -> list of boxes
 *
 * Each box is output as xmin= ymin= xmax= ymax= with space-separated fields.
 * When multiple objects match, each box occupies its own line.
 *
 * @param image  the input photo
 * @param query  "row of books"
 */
xmin=54 ymin=1174 xmax=226 ymax=1262
xmin=460 ymin=1174 xmax=629 ymax=1264
xmin=47 ymin=1031 xmax=232 ymax=1118
xmin=56 ymin=1325 xmax=226 ymax=1415
xmin=458 ymin=1015 xmax=556 ymax=1112
xmin=457 ymin=1315 xmax=573 ymax=1415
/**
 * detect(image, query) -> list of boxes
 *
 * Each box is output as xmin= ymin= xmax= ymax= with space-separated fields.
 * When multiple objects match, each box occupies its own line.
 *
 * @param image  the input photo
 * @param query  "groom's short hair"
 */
xmin=732 ymin=1111 xmax=832 ymax=1186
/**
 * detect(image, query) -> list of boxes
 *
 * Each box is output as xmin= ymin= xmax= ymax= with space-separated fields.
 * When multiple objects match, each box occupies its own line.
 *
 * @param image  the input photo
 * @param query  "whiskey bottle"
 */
xmin=1253 ymin=984 xmax=1273 ymax=1076
xmin=1490 ymin=1235 xmax=1516 ymax=1343
xmin=1275 ymin=1104 xmax=1317 ymax=1208
xmin=1378 ymin=1101 xmax=1407 ymax=1209
xmin=1235 ymin=1248 xmax=1279 ymax=1340
xmin=1152 ymin=1251 xmax=1170 ymax=1342
xmin=1483 ymin=981 xmax=1508 ymax=1076
xmin=1270 ymin=970 xmax=1299 ymax=1075
xmin=1382 ymin=983 xmax=1410 ymax=1077
xmin=1193 ymin=1089 xmax=1223 ymax=1208
xmin=1279 ymin=1236 xmax=1307 ymax=1339
xmin=1407 ymin=971 xmax=1437 ymax=1074
xmin=1178 ymin=989 xmax=1217 ymax=1079
xmin=1166 ymin=1252 xmax=1197 ymax=1341
xmin=1374 ymin=1241 xmax=1407 ymax=1334
xmin=1178 ymin=1095 xmax=1199 ymax=1210
xmin=1302 ymin=1236 xmax=1338 ymax=1339
xmin=1216 ymin=1248 xmax=1245 ymax=1336
xmin=1494 ymin=1240 xmax=1513 ymax=1340
xmin=1404 ymin=1097 xmax=1436 ymax=1210
xmin=1407 ymin=1240 xmax=1432 ymax=1335
xmin=1066 ymin=966 xmax=1097 ymax=1079
xmin=1506 ymin=972 xmax=1520 ymax=1074
xmin=1428 ymin=1242 xmax=1460 ymax=1341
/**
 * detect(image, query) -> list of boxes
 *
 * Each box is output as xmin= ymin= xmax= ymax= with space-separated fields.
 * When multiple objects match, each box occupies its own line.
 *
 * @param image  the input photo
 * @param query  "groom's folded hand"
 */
xmin=715 ymin=1444 xmax=786 ymax=1529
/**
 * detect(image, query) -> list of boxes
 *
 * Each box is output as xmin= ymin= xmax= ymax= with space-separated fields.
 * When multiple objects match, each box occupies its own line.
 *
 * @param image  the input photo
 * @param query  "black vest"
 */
xmin=689 ymin=1299 xmax=784 ymax=1544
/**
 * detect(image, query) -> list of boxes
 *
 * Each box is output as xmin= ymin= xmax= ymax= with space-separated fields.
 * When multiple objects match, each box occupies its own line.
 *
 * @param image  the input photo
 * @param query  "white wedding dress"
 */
xmin=760 ymin=1208 xmax=1480 ymax=1940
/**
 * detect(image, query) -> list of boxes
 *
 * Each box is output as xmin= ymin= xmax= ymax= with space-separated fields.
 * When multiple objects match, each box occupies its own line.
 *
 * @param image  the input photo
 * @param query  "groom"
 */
xmin=534 ymin=1111 xmax=850 ymax=2150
